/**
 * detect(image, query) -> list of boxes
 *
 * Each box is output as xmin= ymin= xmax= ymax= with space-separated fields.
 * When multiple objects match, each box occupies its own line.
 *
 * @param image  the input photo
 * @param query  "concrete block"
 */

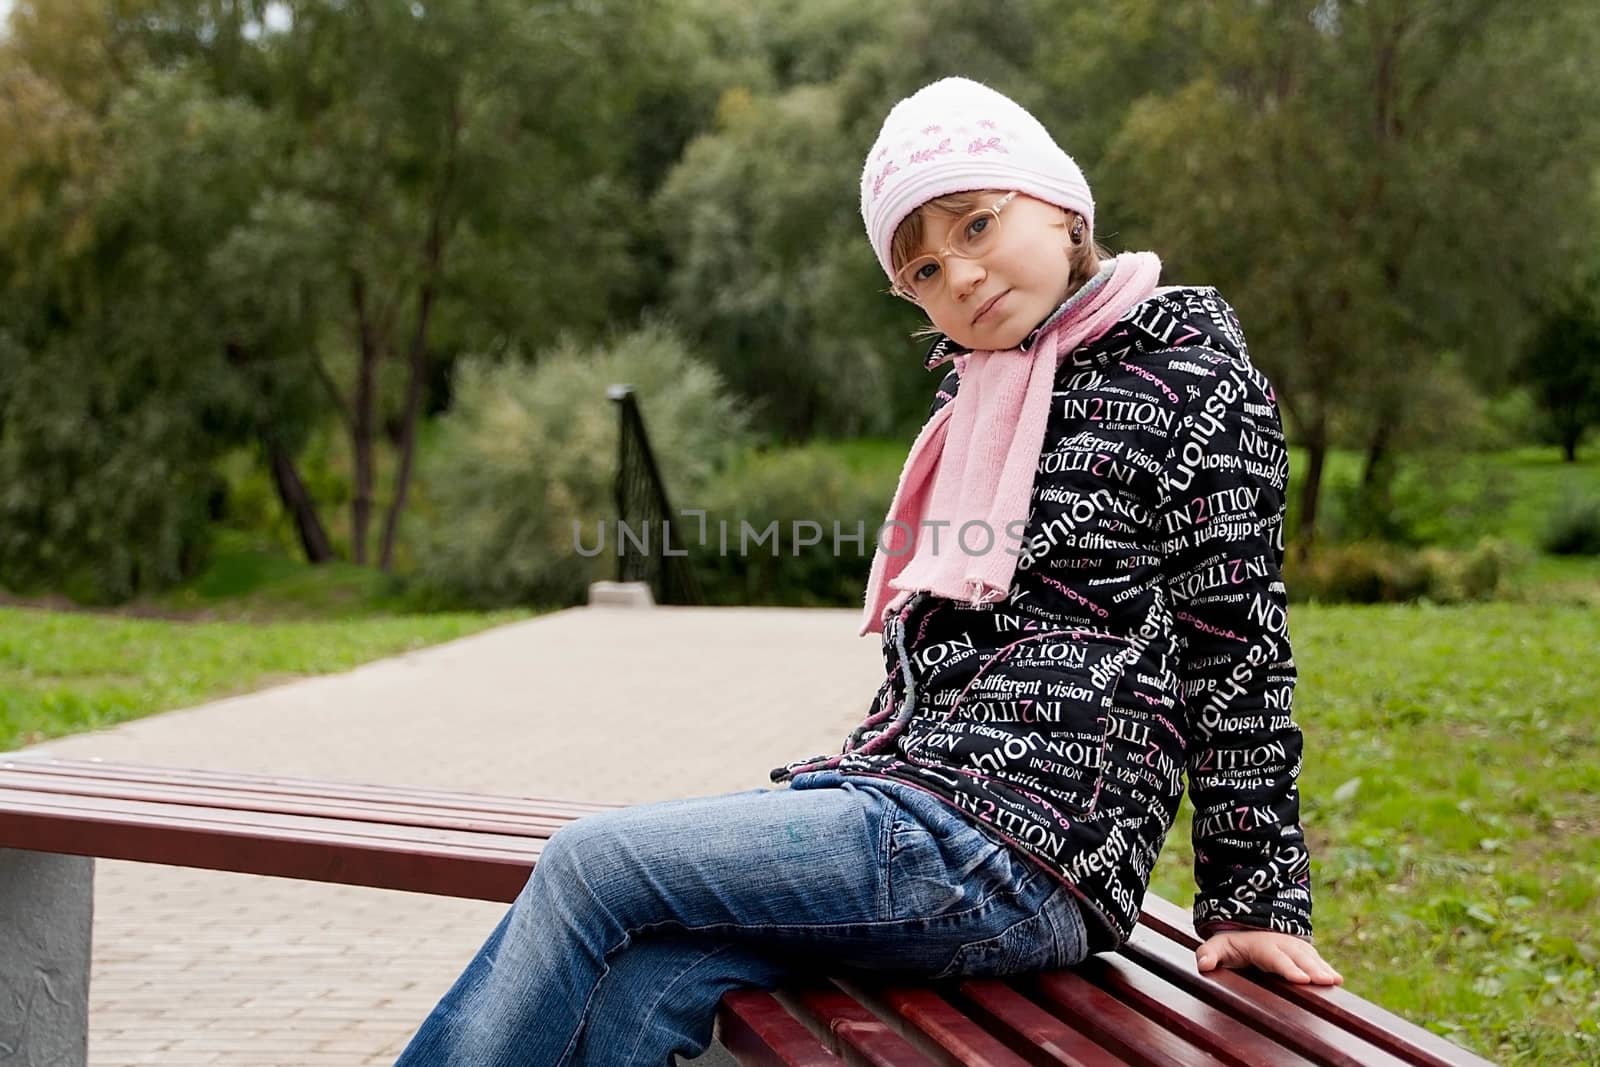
xmin=587 ymin=581 xmax=656 ymax=608
xmin=0 ymin=850 xmax=93 ymax=1067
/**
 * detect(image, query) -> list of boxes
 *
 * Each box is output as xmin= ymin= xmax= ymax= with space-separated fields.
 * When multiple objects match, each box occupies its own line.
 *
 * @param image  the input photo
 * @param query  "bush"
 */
xmin=0 ymin=332 xmax=224 ymax=604
xmin=1287 ymin=539 xmax=1517 ymax=605
xmin=1540 ymin=495 xmax=1600 ymax=555
xmin=695 ymin=444 xmax=895 ymax=606
xmin=1324 ymin=457 xmax=1515 ymax=548
xmin=416 ymin=323 xmax=748 ymax=607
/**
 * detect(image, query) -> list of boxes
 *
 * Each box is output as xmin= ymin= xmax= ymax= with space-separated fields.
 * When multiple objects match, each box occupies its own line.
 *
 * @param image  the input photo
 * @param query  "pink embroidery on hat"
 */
xmin=978 ymin=119 xmax=997 ymax=129
xmin=909 ymin=138 xmax=952 ymax=165
xmin=871 ymin=160 xmax=901 ymax=199
xmin=968 ymin=137 xmax=1007 ymax=155
xmin=921 ymin=124 xmax=943 ymax=134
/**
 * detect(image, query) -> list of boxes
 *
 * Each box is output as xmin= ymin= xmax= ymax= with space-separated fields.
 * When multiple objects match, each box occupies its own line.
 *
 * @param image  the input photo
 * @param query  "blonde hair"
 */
xmin=889 ymin=190 xmax=1109 ymax=335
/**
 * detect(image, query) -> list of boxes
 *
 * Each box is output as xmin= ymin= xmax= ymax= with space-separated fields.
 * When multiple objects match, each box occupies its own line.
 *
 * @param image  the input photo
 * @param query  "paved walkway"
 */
xmin=21 ymin=605 xmax=884 ymax=1065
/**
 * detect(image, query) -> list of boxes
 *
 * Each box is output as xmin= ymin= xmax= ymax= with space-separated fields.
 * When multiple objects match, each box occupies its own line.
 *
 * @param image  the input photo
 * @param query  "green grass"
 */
xmin=1311 ymin=447 xmax=1600 ymax=551
xmin=0 ymin=531 xmax=527 ymax=751
xmin=0 ymin=605 xmax=523 ymax=752
xmin=142 ymin=529 xmax=460 ymax=620
xmin=1149 ymin=603 xmax=1600 ymax=1064
xmin=157 ymin=549 xmax=400 ymax=616
xmin=1481 ymin=447 xmax=1600 ymax=550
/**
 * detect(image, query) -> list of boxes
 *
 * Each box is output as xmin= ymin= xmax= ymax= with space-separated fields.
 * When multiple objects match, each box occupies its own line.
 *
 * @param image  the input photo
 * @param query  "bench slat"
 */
xmin=1117 ymin=926 xmax=1414 ymax=1067
xmin=1033 ymin=970 xmax=1232 ymax=1067
xmin=1075 ymin=954 xmax=1321 ymax=1067
xmin=841 ymin=982 xmax=1034 ymax=1067
xmin=3 ymin=758 xmax=616 ymax=817
xmin=0 ymin=789 xmax=538 ymax=900
xmin=0 ymin=787 xmax=543 ymax=855
xmin=787 ymin=985 xmax=939 ymax=1066
xmin=951 ymin=979 xmax=1131 ymax=1067
xmin=718 ymin=991 xmax=844 ymax=1067
xmin=0 ymin=766 xmax=577 ymax=837
xmin=1133 ymin=896 xmax=1492 ymax=1067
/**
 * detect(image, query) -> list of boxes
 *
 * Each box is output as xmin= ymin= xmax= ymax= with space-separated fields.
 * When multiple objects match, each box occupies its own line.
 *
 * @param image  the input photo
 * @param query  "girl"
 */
xmin=396 ymin=76 xmax=1341 ymax=1067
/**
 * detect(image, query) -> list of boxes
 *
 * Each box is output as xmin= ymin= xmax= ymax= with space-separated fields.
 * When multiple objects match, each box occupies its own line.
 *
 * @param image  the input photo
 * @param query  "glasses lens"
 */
xmin=950 ymin=209 xmax=999 ymax=257
xmin=896 ymin=257 xmax=941 ymax=302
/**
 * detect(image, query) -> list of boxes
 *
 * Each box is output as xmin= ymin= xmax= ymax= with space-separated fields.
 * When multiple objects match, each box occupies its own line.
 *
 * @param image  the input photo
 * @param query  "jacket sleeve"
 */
xmin=1154 ymin=356 xmax=1314 ymax=942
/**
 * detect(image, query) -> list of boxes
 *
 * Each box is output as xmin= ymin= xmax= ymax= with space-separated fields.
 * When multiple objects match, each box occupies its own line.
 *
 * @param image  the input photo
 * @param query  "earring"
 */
xmin=1070 ymin=217 xmax=1085 ymax=246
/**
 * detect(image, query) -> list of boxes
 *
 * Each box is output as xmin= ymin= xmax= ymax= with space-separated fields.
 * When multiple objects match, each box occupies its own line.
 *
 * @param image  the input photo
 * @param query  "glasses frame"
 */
xmin=891 ymin=191 xmax=1020 ymax=305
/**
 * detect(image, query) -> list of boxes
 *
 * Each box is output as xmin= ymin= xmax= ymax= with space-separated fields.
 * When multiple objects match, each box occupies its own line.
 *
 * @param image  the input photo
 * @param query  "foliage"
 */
xmin=653 ymin=0 xmax=1043 ymax=439
xmin=1285 ymin=444 xmax=1600 ymax=554
xmin=1286 ymin=540 xmax=1518 ymax=605
xmin=1101 ymin=0 xmax=1600 ymax=542
xmin=0 ymin=67 xmax=274 ymax=601
xmin=695 ymin=443 xmax=894 ymax=606
xmin=0 ymin=0 xmax=715 ymax=588
xmin=1520 ymin=275 xmax=1600 ymax=463
xmin=5 ymin=0 xmax=1600 ymax=611
xmin=149 ymin=529 xmax=436 ymax=619
xmin=1324 ymin=447 xmax=1515 ymax=547
xmin=416 ymin=323 xmax=748 ymax=608
xmin=655 ymin=83 xmax=911 ymax=439
xmin=1540 ymin=495 xmax=1600 ymax=556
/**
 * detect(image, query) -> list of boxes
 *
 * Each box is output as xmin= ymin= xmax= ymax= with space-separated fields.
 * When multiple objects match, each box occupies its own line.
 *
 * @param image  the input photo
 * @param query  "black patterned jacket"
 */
xmin=776 ymin=286 xmax=1313 ymax=952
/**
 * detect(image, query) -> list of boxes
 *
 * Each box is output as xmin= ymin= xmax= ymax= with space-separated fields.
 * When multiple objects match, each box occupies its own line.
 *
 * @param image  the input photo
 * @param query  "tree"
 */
xmin=1522 ymin=277 xmax=1600 ymax=462
xmin=1095 ymin=0 xmax=1600 ymax=544
xmin=0 ymin=62 xmax=272 ymax=598
xmin=199 ymin=0 xmax=655 ymax=569
xmin=2 ymin=0 xmax=699 ymax=591
xmin=655 ymin=84 xmax=907 ymax=439
xmin=654 ymin=0 xmax=1044 ymax=439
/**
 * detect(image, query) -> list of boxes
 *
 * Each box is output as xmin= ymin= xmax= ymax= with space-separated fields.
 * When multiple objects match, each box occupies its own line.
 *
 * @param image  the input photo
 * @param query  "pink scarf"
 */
xmin=860 ymin=252 xmax=1162 ymax=636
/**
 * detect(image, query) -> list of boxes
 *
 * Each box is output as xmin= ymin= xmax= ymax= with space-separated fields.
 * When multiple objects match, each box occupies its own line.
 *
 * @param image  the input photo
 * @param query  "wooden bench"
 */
xmin=0 ymin=756 xmax=1495 ymax=1066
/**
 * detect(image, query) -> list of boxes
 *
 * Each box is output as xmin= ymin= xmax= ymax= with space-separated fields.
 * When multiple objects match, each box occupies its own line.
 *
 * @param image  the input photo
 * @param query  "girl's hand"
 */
xmin=1195 ymin=930 xmax=1344 ymax=986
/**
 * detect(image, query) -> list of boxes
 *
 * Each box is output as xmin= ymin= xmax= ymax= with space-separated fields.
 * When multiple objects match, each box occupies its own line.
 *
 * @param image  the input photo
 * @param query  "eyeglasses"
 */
xmin=891 ymin=191 xmax=1019 ymax=304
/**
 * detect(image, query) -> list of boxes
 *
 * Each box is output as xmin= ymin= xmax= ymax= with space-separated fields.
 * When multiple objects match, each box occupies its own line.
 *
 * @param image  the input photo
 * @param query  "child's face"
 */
xmin=906 ymin=192 xmax=1078 ymax=352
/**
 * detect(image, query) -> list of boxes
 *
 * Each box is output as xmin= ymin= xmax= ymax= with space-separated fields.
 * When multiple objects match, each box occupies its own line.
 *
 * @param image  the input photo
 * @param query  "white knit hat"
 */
xmin=860 ymin=77 xmax=1095 ymax=283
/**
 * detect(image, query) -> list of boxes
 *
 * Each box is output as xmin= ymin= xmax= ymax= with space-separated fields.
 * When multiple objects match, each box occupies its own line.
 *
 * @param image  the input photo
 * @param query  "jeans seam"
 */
xmin=878 ymin=795 xmax=894 ymax=920
xmin=930 ymin=906 xmax=1048 ymax=981
xmin=624 ymin=940 xmax=740 ymax=1064
xmin=1040 ymin=884 xmax=1088 ymax=968
xmin=557 ymin=930 xmax=633 ymax=1067
xmin=627 ymin=891 xmax=1030 ymax=944
xmin=887 ymin=809 xmax=1042 ymax=924
xmin=888 ymin=866 xmax=1032 ymax=925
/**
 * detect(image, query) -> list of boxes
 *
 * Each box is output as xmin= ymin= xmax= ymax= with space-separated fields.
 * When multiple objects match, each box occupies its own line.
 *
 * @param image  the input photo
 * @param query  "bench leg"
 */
xmin=0 ymin=849 xmax=94 ymax=1067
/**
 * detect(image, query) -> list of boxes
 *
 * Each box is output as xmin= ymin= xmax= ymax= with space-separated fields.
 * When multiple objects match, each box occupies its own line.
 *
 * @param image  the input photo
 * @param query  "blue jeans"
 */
xmin=394 ymin=771 xmax=1089 ymax=1066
